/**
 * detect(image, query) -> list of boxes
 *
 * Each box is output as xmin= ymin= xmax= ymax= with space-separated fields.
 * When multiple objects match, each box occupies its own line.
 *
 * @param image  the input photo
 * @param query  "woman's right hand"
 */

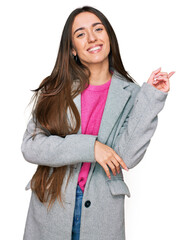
xmin=94 ymin=140 xmax=129 ymax=179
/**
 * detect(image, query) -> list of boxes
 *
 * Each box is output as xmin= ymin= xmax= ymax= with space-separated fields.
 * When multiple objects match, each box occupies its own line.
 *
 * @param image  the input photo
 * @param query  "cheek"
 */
xmin=105 ymin=39 xmax=110 ymax=53
xmin=104 ymin=35 xmax=110 ymax=50
xmin=74 ymin=40 xmax=86 ymax=53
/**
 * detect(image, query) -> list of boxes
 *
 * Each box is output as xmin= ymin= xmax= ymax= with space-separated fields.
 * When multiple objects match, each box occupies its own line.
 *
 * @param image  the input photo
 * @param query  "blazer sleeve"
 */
xmin=113 ymin=82 xmax=168 ymax=169
xmin=21 ymin=117 xmax=97 ymax=167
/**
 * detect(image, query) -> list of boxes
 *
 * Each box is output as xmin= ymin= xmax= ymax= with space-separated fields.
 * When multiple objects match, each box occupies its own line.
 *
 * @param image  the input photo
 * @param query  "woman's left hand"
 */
xmin=147 ymin=67 xmax=175 ymax=92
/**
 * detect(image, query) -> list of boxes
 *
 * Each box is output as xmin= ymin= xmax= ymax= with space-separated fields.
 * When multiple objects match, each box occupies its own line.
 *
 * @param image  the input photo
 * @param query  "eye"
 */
xmin=77 ymin=32 xmax=85 ymax=38
xmin=95 ymin=28 xmax=103 ymax=32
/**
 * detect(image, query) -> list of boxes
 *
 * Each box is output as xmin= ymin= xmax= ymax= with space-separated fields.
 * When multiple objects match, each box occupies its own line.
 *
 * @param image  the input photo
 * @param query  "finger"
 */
xmin=147 ymin=67 xmax=162 ymax=84
xmin=107 ymin=161 xmax=117 ymax=176
xmin=154 ymin=72 xmax=168 ymax=77
xmin=168 ymin=71 xmax=175 ymax=78
xmin=153 ymin=79 xmax=170 ymax=91
xmin=154 ymin=74 xmax=168 ymax=81
xmin=110 ymin=158 xmax=121 ymax=174
xmin=102 ymin=164 xmax=111 ymax=179
xmin=153 ymin=76 xmax=168 ymax=84
xmin=155 ymin=71 xmax=175 ymax=79
xmin=150 ymin=68 xmax=161 ymax=80
xmin=154 ymin=76 xmax=168 ymax=81
xmin=113 ymin=151 xmax=128 ymax=171
xmin=153 ymin=67 xmax=161 ymax=74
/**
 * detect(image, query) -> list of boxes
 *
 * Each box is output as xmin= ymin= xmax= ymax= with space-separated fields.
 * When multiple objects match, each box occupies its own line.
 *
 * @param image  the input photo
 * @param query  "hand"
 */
xmin=94 ymin=140 xmax=129 ymax=179
xmin=147 ymin=67 xmax=175 ymax=92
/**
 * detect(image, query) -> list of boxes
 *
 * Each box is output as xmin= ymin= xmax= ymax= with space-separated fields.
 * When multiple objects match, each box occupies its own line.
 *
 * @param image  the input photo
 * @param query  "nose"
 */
xmin=87 ymin=30 xmax=97 ymax=43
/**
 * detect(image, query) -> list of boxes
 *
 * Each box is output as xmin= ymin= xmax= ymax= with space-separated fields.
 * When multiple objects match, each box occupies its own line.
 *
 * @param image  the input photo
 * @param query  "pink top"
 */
xmin=77 ymin=77 xmax=112 ymax=192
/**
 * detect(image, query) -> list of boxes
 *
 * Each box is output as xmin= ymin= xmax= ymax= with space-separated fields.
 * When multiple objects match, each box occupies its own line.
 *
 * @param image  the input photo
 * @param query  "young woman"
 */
xmin=21 ymin=6 xmax=175 ymax=240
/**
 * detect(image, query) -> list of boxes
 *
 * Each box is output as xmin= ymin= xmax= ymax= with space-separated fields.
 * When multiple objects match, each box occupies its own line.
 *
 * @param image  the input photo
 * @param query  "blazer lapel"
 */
xmin=72 ymin=71 xmax=132 ymax=144
xmin=97 ymin=73 xmax=132 ymax=144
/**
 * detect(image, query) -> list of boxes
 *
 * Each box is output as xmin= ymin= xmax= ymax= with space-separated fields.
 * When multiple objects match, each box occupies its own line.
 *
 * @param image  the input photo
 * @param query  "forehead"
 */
xmin=72 ymin=12 xmax=102 ymax=31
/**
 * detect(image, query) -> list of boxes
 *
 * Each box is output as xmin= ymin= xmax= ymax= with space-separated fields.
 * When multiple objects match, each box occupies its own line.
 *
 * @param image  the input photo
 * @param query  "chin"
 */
xmin=82 ymin=56 xmax=109 ymax=65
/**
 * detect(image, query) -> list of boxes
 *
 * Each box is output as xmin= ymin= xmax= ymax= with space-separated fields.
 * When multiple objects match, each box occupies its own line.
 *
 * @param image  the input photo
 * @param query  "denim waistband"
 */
xmin=76 ymin=184 xmax=83 ymax=196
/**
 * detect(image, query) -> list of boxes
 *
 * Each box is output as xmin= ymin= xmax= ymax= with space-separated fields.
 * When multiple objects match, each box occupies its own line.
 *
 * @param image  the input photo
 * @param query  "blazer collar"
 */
xmin=73 ymin=70 xmax=132 ymax=144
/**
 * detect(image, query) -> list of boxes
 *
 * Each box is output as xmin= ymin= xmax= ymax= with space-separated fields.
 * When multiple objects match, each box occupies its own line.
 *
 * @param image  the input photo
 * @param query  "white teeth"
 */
xmin=88 ymin=46 xmax=101 ymax=52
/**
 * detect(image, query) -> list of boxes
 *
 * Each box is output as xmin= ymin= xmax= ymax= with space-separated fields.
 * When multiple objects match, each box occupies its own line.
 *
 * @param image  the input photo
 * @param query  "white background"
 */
xmin=1 ymin=0 xmax=195 ymax=239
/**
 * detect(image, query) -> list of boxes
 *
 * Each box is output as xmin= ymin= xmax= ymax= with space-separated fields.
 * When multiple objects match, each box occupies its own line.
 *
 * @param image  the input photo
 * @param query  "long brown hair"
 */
xmin=30 ymin=5 xmax=136 ymax=209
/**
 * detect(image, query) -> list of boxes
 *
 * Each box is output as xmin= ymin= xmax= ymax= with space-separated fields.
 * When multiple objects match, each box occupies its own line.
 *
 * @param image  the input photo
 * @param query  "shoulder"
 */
xmin=126 ymin=80 xmax=140 ymax=92
xmin=113 ymin=71 xmax=141 ymax=94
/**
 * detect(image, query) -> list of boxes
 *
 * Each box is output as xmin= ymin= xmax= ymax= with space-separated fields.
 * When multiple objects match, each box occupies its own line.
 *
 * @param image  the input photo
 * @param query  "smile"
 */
xmin=87 ymin=45 xmax=103 ymax=53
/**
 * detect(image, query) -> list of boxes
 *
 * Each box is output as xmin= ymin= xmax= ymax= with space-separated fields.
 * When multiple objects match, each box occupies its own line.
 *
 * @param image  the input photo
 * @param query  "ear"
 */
xmin=72 ymin=48 xmax=77 ymax=57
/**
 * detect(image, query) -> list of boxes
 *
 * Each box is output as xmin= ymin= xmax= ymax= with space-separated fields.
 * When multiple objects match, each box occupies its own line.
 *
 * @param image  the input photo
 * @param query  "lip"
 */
xmin=87 ymin=44 xmax=103 ymax=52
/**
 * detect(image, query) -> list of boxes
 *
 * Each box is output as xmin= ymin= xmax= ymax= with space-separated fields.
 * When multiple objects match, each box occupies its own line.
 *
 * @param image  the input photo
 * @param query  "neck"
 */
xmin=87 ymin=61 xmax=112 ymax=86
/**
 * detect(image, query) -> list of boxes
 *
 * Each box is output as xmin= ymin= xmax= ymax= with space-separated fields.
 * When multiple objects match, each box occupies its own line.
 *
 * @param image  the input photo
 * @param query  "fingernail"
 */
xmin=108 ymin=175 xmax=111 ymax=179
xmin=155 ymin=67 xmax=161 ymax=71
xmin=125 ymin=167 xmax=129 ymax=171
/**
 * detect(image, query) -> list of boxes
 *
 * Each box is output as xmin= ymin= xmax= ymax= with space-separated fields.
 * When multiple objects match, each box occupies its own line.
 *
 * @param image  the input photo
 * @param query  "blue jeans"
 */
xmin=72 ymin=184 xmax=83 ymax=240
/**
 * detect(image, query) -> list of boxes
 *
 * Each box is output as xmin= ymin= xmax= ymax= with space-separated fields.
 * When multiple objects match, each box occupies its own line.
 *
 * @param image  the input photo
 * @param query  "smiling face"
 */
xmin=71 ymin=12 xmax=110 ymax=67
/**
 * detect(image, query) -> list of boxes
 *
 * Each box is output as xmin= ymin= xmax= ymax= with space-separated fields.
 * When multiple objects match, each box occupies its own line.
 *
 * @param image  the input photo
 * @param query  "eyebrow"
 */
xmin=73 ymin=22 xmax=103 ymax=35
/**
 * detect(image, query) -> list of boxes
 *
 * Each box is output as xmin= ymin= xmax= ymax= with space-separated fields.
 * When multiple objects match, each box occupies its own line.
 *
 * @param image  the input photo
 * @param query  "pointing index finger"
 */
xmin=168 ymin=71 xmax=175 ymax=78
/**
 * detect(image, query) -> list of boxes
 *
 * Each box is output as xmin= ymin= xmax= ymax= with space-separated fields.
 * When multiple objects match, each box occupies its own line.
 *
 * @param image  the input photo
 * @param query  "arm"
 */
xmin=21 ymin=117 xmax=97 ymax=167
xmin=113 ymin=82 xmax=168 ymax=169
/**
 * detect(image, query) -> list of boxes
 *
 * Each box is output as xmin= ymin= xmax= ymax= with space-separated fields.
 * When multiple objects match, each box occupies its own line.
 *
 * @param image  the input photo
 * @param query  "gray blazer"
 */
xmin=21 ymin=70 xmax=168 ymax=240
